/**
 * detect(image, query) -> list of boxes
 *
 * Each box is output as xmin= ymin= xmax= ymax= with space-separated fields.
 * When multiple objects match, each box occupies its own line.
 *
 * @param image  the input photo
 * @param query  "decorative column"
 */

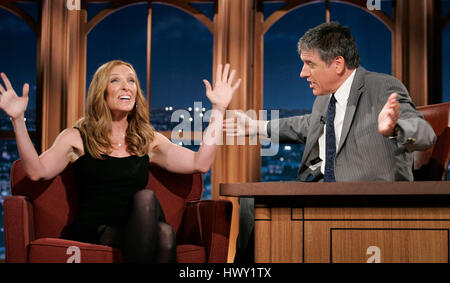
xmin=65 ymin=3 xmax=87 ymax=128
xmin=38 ymin=0 xmax=87 ymax=151
xmin=407 ymin=0 xmax=429 ymax=106
xmin=212 ymin=0 xmax=262 ymax=262
xmin=393 ymin=0 xmax=440 ymax=106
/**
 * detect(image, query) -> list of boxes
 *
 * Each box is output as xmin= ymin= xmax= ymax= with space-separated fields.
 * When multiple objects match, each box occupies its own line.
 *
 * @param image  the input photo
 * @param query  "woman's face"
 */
xmin=106 ymin=64 xmax=137 ymax=114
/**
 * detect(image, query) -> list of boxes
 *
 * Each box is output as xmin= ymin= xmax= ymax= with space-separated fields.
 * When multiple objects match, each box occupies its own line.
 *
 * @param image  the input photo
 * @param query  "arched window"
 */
xmin=0 ymin=2 xmax=38 ymax=260
xmin=151 ymin=3 xmax=213 ymax=199
xmin=261 ymin=0 xmax=392 ymax=182
xmin=150 ymin=3 xmax=213 ymax=127
xmin=86 ymin=2 xmax=214 ymax=199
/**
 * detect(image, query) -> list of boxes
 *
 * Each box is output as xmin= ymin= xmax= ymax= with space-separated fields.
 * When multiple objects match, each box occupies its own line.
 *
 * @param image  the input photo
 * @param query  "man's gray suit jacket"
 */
xmin=267 ymin=66 xmax=436 ymax=182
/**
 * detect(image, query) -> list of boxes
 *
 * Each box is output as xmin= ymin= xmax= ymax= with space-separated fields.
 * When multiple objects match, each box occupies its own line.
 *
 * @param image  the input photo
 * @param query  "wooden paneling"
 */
xmin=271 ymin=208 xmax=302 ymax=262
xmin=304 ymin=207 xmax=450 ymax=220
xmin=255 ymin=206 xmax=272 ymax=262
xmin=304 ymin=219 xmax=450 ymax=263
xmin=224 ymin=181 xmax=450 ymax=263
xmin=331 ymin=228 xmax=447 ymax=263
xmin=255 ymin=207 xmax=303 ymax=263
xmin=255 ymin=206 xmax=450 ymax=263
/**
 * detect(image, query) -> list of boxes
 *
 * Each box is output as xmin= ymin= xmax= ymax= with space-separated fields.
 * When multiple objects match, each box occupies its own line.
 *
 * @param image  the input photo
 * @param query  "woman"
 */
xmin=0 ymin=60 xmax=241 ymax=262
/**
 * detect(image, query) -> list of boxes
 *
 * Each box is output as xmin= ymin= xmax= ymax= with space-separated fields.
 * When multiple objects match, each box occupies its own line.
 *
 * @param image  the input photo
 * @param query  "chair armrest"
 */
xmin=4 ymin=196 xmax=35 ymax=263
xmin=178 ymin=199 xmax=232 ymax=263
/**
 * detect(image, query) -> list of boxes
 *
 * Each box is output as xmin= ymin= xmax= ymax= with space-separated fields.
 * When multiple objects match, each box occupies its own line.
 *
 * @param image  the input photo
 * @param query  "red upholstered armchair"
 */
xmin=4 ymin=160 xmax=232 ymax=263
xmin=414 ymin=102 xmax=450 ymax=181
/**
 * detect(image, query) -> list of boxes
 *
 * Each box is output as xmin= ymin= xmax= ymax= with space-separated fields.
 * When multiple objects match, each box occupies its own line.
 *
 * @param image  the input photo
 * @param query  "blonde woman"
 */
xmin=0 ymin=60 xmax=241 ymax=262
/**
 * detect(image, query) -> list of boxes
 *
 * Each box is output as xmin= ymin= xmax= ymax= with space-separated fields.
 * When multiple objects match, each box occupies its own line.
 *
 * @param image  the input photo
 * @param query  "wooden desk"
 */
xmin=220 ymin=181 xmax=450 ymax=263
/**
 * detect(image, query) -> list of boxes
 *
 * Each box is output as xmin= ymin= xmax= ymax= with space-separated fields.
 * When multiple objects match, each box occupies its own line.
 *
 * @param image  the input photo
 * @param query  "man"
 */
xmin=225 ymin=22 xmax=437 ymax=262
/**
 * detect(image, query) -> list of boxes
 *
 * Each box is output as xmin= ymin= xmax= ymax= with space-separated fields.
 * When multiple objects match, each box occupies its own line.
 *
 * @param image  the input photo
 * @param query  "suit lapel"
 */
xmin=301 ymin=96 xmax=328 ymax=165
xmin=336 ymin=67 xmax=366 ymax=156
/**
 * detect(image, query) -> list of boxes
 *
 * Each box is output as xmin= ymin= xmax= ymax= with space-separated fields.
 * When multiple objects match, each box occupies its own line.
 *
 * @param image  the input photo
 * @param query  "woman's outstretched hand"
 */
xmin=203 ymin=64 xmax=241 ymax=111
xmin=0 ymin=73 xmax=29 ymax=121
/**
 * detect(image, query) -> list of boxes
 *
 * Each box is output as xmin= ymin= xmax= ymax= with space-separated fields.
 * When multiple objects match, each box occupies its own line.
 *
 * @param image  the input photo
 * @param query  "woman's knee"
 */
xmin=158 ymin=222 xmax=176 ymax=249
xmin=132 ymin=189 xmax=157 ymax=212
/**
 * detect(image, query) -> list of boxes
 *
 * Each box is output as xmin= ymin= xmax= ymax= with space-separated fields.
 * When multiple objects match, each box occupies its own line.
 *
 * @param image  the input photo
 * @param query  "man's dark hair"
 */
xmin=297 ymin=22 xmax=360 ymax=69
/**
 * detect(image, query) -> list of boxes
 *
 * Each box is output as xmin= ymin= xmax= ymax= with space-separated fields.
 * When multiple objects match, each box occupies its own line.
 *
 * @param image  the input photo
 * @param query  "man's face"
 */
xmin=299 ymin=49 xmax=339 ymax=96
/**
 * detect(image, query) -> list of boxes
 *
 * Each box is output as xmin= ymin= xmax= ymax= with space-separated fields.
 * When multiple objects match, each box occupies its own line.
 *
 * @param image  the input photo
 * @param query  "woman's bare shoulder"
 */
xmin=149 ymin=132 xmax=170 ymax=148
xmin=148 ymin=132 xmax=170 ymax=156
xmin=59 ymin=128 xmax=82 ymax=141
xmin=58 ymin=128 xmax=84 ymax=157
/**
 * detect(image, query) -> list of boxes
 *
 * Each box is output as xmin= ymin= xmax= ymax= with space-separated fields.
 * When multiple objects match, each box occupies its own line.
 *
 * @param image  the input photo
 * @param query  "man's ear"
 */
xmin=334 ymin=56 xmax=346 ymax=75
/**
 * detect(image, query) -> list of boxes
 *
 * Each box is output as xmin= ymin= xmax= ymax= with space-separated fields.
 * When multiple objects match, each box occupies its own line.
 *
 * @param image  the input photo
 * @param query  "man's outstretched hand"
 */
xmin=378 ymin=92 xmax=400 ymax=137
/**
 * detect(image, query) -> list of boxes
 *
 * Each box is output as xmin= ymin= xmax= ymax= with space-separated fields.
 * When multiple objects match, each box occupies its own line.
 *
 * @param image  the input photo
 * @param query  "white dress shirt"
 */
xmin=318 ymin=69 xmax=356 ymax=174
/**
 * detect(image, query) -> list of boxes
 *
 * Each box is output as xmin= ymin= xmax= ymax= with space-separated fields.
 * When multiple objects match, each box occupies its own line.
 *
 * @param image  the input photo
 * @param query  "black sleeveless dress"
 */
xmin=64 ymin=130 xmax=165 ymax=247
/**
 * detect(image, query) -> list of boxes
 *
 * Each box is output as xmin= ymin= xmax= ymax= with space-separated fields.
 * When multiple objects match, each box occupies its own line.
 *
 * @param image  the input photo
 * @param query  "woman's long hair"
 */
xmin=74 ymin=60 xmax=155 ymax=159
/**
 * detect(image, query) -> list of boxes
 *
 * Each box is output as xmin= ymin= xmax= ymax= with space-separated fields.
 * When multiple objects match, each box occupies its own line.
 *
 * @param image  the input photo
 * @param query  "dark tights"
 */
xmin=121 ymin=189 xmax=176 ymax=263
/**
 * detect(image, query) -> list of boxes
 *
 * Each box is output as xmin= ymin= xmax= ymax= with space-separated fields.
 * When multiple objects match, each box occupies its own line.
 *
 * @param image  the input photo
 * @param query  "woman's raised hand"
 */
xmin=203 ymin=64 xmax=241 ymax=111
xmin=0 ymin=73 xmax=29 ymax=121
